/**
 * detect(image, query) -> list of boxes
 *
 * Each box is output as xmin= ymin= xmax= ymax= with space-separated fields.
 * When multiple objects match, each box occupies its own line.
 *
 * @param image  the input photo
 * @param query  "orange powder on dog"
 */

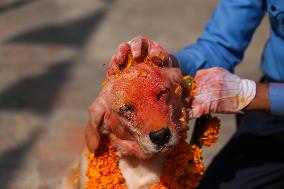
xmin=85 ymin=52 xmax=220 ymax=189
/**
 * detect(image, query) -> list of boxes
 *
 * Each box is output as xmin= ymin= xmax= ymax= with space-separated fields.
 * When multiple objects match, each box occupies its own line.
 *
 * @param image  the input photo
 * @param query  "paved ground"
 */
xmin=0 ymin=0 xmax=269 ymax=188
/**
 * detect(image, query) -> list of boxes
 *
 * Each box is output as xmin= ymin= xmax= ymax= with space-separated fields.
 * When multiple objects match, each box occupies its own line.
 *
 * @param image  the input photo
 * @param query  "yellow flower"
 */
xmin=182 ymin=75 xmax=196 ymax=96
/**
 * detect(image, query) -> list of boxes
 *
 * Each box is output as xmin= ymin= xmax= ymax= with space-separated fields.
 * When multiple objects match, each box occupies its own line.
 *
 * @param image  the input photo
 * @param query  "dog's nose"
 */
xmin=149 ymin=128 xmax=171 ymax=146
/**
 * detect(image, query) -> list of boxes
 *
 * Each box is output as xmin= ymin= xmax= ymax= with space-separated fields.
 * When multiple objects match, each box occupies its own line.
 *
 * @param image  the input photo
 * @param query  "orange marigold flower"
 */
xmin=85 ymin=137 xmax=127 ymax=189
xmin=85 ymin=139 xmax=205 ymax=189
xmin=200 ymin=116 xmax=220 ymax=147
xmin=156 ymin=142 xmax=205 ymax=189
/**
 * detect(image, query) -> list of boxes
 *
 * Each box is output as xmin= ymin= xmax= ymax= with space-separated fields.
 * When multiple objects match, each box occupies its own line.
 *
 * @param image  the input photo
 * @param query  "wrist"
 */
xmin=245 ymin=83 xmax=269 ymax=111
xmin=238 ymin=79 xmax=256 ymax=111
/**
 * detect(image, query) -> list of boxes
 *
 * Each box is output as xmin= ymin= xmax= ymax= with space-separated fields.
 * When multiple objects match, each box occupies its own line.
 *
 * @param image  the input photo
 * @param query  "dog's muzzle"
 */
xmin=149 ymin=127 xmax=171 ymax=146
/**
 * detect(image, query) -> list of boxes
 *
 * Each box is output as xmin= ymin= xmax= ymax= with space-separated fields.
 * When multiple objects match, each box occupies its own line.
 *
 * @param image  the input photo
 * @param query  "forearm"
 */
xmin=173 ymin=42 xmax=235 ymax=76
xmin=246 ymin=83 xmax=284 ymax=115
xmin=173 ymin=0 xmax=265 ymax=77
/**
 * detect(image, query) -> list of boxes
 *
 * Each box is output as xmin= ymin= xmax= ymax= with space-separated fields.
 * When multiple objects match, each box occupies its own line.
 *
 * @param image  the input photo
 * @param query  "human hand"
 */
xmin=189 ymin=67 xmax=256 ymax=119
xmin=107 ymin=36 xmax=175 ymax=76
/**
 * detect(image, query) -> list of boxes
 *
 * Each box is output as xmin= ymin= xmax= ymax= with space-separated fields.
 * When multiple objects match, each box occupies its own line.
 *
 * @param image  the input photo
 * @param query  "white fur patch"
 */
xmin=119 ymin=155 xmax=165 ymax=189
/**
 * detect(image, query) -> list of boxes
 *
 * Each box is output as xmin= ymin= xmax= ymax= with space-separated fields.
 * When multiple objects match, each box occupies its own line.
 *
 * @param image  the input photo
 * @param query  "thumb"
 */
xmin=188 ymin=106 xmax=202 ymax=120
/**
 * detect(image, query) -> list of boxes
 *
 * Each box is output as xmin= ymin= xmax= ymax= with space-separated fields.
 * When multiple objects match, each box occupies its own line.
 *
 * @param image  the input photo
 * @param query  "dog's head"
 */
xmin=85 ymin=57 xmax=191 ymax=159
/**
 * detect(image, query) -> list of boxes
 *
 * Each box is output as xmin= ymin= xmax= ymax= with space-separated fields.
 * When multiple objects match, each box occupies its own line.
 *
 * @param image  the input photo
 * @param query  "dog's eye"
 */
xmin=157 ymin=88 xmax=170 ymax=101
xmin=119 ymin=104 xmax=134 ymax=113
xmin=119 ymin=104 xmax=134 ymax=121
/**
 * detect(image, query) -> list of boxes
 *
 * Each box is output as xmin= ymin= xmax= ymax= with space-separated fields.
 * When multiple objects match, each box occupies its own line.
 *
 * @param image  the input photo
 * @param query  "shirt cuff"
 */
xmin=269 ymin=83 xmax=284 ymax=115
xmin=172 ymin=51 xmax=198 ymax=77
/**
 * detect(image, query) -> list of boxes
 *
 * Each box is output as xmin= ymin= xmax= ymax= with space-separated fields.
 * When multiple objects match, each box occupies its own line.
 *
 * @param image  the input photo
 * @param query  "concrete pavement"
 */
xmin=0 ymin=0 xmax=268 ymax=188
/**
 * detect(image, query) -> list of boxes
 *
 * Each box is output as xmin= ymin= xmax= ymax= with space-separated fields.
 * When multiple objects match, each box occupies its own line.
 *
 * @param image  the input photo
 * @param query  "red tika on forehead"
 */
xmin=110 ymin=64 xmax=172 ymax=131
xmin=112 ymin=66 xmax=167 ymax=100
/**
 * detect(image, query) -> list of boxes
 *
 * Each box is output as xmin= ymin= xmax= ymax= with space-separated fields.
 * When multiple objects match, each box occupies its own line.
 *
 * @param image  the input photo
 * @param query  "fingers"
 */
xmin=189 ymin=103 xmax=208 ymax=119
xmin=129 ymin=36 xmax=148 ymax=62
xmin=148 ymin=39 xmax=169 ymax=67
xmin=108 ymin=36 xmax=171 ymax=76
xmin=195 ymin=67 xmax=228 ymax=75
xmin=107 ymin=55 xmax=119 ymax=77
xmin=116 ymin=42 xmax=131 ymax=66
xmin=128 ymin=35 xmax=170 ymax=67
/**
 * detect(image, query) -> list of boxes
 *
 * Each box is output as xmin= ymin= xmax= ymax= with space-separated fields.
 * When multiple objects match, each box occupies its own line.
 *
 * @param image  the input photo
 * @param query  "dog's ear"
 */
xmin=163 ymin=67 xmax=183 ymax=84
xmin=85 ymin=98 xmax=108 ymax=153
xmin=164 ymin=67 xmax=192 ymax=103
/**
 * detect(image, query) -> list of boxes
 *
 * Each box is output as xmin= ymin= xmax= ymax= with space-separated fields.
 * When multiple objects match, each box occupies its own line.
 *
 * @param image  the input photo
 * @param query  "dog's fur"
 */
xmin=63 ymin=61 xmax=191 ymax=189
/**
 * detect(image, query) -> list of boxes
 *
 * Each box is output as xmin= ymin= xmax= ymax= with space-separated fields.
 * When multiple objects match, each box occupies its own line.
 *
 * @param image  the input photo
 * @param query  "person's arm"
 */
xmin=189 ymin=67 xmax=284 ymax=119
xmin=222 ymin=82 xmax=284 ymax=114
xmin=246 ymin=83 xmax=270 ymax=111
xmin=174 ymin=0 xmax=266 ymax=76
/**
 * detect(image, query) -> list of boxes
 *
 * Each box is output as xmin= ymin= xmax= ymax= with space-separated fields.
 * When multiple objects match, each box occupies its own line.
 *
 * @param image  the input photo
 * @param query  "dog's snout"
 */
xmin=149 ymin=128 xmax=171 ymax=146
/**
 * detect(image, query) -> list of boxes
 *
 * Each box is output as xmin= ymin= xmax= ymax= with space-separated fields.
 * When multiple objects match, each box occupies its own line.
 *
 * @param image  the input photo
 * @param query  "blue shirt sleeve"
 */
xmin=174 ymin=0 xmax=266 ymax=76
xmin=269 ymin=83 xmax=284 ymax=115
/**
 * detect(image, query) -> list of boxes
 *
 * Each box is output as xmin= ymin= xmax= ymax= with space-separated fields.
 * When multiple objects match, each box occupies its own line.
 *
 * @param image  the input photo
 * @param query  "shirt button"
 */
xmin=271 ymin=5 xmax=277 ymax=12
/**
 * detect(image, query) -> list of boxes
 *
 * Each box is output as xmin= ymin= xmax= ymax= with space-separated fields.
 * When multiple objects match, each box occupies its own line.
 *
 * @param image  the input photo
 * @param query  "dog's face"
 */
xmin=86 ymin=62 xmax=191 ymax=159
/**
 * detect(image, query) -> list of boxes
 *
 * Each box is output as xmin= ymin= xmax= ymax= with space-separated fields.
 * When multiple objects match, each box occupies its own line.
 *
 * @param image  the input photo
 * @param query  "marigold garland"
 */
xmin=200 ymin=116 xmax=220 ymax=147
xmin=85 ymin=137 xmax=127 ymax=189
xmin=85 ymin=138 xmax=205 ymax=189
xmin=85 ymin=125 xmax=211 ymax=189
xmin=151 ymin=143 xmax=204 ymax=189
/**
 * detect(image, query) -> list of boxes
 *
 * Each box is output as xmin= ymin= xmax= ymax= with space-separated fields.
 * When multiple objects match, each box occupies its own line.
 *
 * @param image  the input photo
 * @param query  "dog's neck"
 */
xmin=119 ymin=154 xmax=166 ymax=189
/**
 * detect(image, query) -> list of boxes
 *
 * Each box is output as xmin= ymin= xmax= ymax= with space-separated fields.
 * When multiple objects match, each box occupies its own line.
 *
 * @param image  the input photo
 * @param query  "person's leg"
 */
xmin=197 ymin=111 xmax=284 ymax=189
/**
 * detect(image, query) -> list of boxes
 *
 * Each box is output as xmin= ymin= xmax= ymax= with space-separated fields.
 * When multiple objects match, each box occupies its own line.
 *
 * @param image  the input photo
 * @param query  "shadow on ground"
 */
xmin=0 ymin=1 xmax=116 ymax=187
xmin=0 ymin=0 xmax=115 ymax=115
xmin=6 ymin=8 xmax=108 ymax=47
xmin=0 ymin=0 xmax=36 ymax=15
xmin=0 ymin=59 xmax=75 ymax=114
xmin=0 ymin=127 xmax=44 ymax=189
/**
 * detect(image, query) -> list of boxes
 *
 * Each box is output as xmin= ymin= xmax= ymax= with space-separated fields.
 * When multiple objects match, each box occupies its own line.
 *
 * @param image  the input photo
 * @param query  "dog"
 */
xmin=62 ymin=53 xmax=193 ymax=189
